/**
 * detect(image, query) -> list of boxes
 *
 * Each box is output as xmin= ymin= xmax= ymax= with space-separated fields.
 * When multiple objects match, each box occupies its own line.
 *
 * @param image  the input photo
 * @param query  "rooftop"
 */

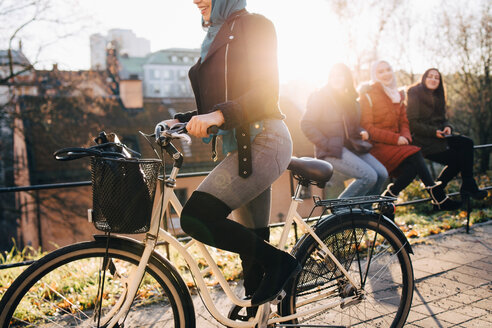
xmin=0 ymin=49 xmax=31 ymax=67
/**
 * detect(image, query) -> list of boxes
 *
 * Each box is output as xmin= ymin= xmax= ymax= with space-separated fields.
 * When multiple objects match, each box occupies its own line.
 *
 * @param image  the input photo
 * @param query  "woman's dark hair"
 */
xmin=421 ymin=68 xmax=446 ymax=100
xmin=329 ymin=63 xmax=358 ymax=101
xmin=422 ymin=68 xmax=446 ymax=113
xmin=408 ymin=67 xmax=447 ymax=115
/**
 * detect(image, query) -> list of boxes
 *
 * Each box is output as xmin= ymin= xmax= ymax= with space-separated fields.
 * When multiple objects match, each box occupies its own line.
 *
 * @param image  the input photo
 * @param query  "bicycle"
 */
xmin=0 ymin=124 xmax=414 ymax=327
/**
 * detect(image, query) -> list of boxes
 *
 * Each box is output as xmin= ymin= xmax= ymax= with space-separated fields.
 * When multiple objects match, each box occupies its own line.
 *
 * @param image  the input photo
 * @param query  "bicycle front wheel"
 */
xmin=281 ymin=212 xmax=414 ymax=328
xmin=0 ymin=237 xmax=195 ymax=328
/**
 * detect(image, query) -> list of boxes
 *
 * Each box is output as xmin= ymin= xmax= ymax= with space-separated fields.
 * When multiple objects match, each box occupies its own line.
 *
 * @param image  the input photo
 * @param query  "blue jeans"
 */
xmin=323 ymin=148 xmax=388 ymax=198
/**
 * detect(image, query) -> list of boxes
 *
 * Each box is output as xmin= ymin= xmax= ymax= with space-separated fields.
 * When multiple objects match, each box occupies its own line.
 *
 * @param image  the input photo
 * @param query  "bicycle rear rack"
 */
xmin=313 ymin=195 xmax=396 ymax=210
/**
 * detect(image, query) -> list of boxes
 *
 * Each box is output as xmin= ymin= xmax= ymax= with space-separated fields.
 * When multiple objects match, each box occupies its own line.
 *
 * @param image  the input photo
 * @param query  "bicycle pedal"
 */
xmin=270 ymin=290 xmax=286 ymax=305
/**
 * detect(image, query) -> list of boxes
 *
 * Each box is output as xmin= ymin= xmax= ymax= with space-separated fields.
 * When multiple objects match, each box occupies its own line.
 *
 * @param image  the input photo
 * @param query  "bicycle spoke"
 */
xmin=284 ymin=216 xmax=413 ymax=327
xmin=1 ymin=241 xmax=192 ymax=327
xmin=41 ymin=281 xmax=91 ymax=320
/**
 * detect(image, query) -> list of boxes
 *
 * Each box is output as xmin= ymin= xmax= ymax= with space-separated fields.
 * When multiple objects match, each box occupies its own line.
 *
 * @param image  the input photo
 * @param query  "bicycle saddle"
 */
xmin=287 ymin=157 xmax=333 ymax=188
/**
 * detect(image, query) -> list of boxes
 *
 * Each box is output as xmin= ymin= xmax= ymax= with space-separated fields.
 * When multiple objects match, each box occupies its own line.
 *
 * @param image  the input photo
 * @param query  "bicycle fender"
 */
xmin=315 ymin=209 xmax=413 ymax=255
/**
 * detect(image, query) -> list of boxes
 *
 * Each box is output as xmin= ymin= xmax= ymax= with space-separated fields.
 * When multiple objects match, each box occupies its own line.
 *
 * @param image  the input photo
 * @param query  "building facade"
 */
xmin=90 ymin=29 xmax=151 ymax=70
xmin=117 ymin=48 xmax=199 ymax=99
xmin=0 ymin=49 xmax=37 ymax=251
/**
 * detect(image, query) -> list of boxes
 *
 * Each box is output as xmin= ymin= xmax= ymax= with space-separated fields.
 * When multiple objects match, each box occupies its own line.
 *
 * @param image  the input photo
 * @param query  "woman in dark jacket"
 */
xmin=161 ymin=0 xmax=300 ymax=308
xmin=301 ymin=63 xmax=388 ymax=198
xmin=407 ymin=68 xmax=487 ymax=200
xmin=360 ymin=60 xmax=461 ymax=211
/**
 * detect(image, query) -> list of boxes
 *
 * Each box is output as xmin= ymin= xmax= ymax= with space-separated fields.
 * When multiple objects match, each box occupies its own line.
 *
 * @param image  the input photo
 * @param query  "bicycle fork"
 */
xmin=95 ymin=181 xmax=166 ymax=327
xmin=94 ymin=236 xmax=158 ymax=327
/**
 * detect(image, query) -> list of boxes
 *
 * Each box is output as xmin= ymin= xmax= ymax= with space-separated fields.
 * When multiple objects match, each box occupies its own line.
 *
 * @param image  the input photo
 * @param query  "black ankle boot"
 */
xmin=436 ymin=165 xmax=458 ymax=190
xmin=381 ymin=183 xmax=397 ymax=221
xmin=460 ymin=178 xmax=488 ymax=200
xmin=427 ymin=182 xmax=462 ymax=211
xmin=250 ymin=250 xmax=301 ymax=306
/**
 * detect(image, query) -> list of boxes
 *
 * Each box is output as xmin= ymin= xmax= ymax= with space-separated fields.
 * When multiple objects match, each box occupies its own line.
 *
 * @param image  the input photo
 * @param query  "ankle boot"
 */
xmin=381 ymin=183 xmax=397 ymax=221
xmin=241 ymin=227 xmax=269 ymax=297
xmin=250 ymin=250 xmax=301 ymax=306
xmin=381 ymin=183 xmax=398 ymax=198
xmin=436 ymin=165 xmax=458 ymax=190
xmin=427 ymin=182 xmax=462 ymax=211
xmin=460 ymin=177 xmax=487 ymax=200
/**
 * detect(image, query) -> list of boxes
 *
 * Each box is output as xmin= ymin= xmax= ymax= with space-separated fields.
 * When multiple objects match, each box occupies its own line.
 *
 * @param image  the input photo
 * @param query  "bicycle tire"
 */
xmin=0 ymin=236 xmax=195 ymax=328
xmin=281 ymin=211 xmax=414 ymax=328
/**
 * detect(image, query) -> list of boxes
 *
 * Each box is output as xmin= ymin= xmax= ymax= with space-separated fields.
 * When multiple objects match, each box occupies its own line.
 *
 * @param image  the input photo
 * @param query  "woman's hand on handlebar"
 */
xmin=187 ymin=111 xmax=224 ymax=138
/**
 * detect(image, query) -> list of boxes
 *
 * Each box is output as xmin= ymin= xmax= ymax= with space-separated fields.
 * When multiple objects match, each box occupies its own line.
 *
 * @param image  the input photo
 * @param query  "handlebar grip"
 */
xmin=207 ymin=125 xmax=219 ymax=135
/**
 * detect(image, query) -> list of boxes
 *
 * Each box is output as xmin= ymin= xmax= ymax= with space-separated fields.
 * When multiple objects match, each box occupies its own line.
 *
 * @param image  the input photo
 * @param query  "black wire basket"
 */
xmin=90 ymin=157 xmax=162 ymax=234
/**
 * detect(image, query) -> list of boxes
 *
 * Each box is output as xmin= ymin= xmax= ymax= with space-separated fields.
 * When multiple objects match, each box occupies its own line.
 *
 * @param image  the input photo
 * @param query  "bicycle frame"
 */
xmin=100 ymin=158 xmax=370 ymax=328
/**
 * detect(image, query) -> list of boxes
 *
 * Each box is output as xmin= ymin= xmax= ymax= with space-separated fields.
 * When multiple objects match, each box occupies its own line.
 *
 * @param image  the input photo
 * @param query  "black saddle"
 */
xmin=287 ymin=157 xmax=333 ymax=188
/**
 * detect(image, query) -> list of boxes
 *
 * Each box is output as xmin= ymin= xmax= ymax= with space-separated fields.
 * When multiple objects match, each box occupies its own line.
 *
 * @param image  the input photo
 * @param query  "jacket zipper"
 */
xmin=224 ymin=19 xmax=236 ymax=101
xmin=211 ymin=19 xmax=237 ymax=162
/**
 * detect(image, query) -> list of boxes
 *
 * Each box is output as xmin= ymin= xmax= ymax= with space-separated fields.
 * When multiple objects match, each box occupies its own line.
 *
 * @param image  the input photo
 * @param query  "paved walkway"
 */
xmin=193 ymin=221 xmax=492 ymax=327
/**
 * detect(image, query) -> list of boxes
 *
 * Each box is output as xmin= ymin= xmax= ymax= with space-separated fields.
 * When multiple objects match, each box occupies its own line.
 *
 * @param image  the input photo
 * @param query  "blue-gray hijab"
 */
xmin=200 ymin=0 xmax=247 ymax=59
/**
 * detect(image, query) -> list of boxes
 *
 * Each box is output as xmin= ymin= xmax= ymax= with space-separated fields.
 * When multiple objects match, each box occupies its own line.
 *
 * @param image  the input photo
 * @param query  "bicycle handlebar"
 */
xmin=54 ymin=123 xmax=219 ymax=162
xmin=154 ymin=122 xmax=219 ymax=145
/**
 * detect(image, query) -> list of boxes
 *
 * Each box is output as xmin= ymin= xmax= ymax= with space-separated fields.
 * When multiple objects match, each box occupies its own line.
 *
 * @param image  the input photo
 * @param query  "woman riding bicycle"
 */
xmin=161 ymin=0 xmax=300 ymax=307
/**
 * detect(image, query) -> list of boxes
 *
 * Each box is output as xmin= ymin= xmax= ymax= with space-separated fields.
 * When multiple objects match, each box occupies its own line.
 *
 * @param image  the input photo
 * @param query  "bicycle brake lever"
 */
xmin=168 ymin=131 xmax=192 ymax=144
xmin=155 ymin=123 xmax=169 ymax=142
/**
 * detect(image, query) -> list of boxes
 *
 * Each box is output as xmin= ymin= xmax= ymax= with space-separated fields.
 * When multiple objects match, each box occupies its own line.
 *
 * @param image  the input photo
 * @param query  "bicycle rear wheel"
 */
xmin=281 ymin=212 xmax=414 ymax=328
xmin=0 ymin=236 xmax=195 ymax=328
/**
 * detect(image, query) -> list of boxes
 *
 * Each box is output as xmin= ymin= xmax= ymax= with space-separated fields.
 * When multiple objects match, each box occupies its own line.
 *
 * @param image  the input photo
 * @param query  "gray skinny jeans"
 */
xmin=323 ymin=147 xmax=388 ymax=198
xmin=197 ymin=119 xmax=293 ymax=229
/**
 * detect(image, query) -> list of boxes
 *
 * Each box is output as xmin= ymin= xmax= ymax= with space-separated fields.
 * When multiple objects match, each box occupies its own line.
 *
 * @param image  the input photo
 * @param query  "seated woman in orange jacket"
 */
xmin=359 ymin=60 xmax=460 ymax=211
xmin=407 ymin=68 xmax=487 ymax=200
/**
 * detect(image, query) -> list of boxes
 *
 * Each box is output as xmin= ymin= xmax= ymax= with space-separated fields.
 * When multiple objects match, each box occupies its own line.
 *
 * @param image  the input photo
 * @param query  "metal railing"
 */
xmin=0 ymin=171 xmax=209 ymax=194
xmin=395 ymin=187 xmax=492 ymax=234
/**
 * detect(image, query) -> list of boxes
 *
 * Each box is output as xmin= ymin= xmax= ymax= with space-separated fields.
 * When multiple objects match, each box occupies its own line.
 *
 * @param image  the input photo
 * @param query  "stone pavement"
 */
xmin=193 ymin=221 xmax=492 ymax=327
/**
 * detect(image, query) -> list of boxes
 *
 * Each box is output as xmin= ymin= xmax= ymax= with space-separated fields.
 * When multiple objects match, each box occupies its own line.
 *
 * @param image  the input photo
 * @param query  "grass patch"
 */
xmin=395 ymin=207 xmax=491 ymax=242
xmin=393 ymin=172 xmax=492 ymax=241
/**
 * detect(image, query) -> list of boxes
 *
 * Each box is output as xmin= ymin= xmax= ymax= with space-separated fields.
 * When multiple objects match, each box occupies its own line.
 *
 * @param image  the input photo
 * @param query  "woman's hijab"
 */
xmin=200 ymin=0 xmax=247 ymax=59
xmin=371 ymin=60 xmax=401 ymax=103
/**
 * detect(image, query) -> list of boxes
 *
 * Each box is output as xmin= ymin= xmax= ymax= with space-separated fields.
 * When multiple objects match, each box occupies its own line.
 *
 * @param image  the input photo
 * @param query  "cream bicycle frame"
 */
xmin=104 ymin=165 xmax=362 ymax=328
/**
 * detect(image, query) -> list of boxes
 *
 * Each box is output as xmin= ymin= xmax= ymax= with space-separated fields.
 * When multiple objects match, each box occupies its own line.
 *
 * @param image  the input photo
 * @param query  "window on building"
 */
xmin=162 ymin=84 xmax=171 ymax=94
xmin=183 ymin=56 xmax=189 ymax=63
xmin=178 ymin=70 xmax=187 ymax=80
xmin=153 ymin=84 xmax=161 ymax=95
xmin=162 ymin=70 xmax=172 ymax=80
xmin=171 ymin=55 xmax=178 ymax=63
xmin=151 ymin=69 xmax=160 ymax=80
